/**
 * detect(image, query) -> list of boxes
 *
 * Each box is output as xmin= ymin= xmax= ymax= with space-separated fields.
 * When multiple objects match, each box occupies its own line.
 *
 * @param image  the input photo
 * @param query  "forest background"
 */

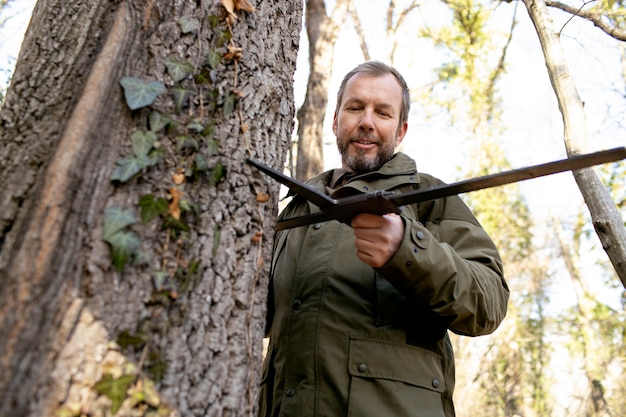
xmin=1 ymin=0 xmax=625 ymax=416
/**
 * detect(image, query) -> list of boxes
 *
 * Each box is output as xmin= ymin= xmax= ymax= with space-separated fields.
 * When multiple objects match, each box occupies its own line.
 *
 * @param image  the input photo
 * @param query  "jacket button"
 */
xmin=405 ymin=261 xmax=413 ymax=267
xmin=432 ymin=379 xmax=440 ymax=388
xmin=362 ymin=186 xmax=369 ymax=191
xmin=313 ymin=223 xmax=321 ymax=229
xmin=357 ymin=363 xmax=367 ymax=373
xmin=416 ymin=231 xmax=424 ymax=240
xmin=286 ymin=389 xmax=295 ymax=398
xmin=292 ymin=299 xmax=302 ymax=309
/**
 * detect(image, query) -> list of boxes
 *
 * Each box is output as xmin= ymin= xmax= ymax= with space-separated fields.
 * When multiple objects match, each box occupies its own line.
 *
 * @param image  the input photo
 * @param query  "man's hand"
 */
xmin=352 ymin=213 xmax=404 ymax=268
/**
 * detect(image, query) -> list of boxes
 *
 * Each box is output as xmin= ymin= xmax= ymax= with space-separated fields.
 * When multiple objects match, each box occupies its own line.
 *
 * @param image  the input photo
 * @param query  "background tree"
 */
xmin=522 ymin=0 xmax=626 ymax=286
xmin=0 ymin=0 xmax=302 ymax=416
xmin=294 ymin=0 xmax=349 ymax=180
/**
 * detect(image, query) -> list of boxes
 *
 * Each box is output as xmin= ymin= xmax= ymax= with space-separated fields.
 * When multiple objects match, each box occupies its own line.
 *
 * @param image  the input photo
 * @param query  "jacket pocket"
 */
xmin=347 ymin=337 xmax=446 ymax=417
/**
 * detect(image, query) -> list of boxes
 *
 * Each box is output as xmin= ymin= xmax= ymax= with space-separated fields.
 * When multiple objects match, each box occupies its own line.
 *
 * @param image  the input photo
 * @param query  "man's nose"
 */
xmin=358 ymin=110 xmax=374 ymax=130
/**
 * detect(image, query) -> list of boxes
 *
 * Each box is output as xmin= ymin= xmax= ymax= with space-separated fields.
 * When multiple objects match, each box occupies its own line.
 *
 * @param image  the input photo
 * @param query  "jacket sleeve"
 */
xmin=376 ymin=196 xmax=509 ymax=337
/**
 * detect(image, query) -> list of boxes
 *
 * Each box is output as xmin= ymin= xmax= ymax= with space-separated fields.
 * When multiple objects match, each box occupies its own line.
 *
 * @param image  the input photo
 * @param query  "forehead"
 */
xmin=342 ymin=73 xmax=403 ymax=106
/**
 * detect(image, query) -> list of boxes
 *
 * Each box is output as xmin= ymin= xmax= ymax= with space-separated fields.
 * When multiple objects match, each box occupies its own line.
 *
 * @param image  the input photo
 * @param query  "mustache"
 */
xmin=348 ymin=132 xmax=378 ymax=143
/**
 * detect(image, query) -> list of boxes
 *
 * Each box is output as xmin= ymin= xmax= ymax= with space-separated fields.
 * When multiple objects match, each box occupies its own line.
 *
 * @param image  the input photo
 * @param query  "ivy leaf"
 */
xmin=223 ymin=92 xmax=236 ymax=115
xmin=164 ymin=56 xmax=194 ymax=83
xmin=203 ymin=121 xmax=216 ymax=139
xmin=216 ymin=29 xmax=232 ymax=47
xmin=106 ymin=230 xmax=141 ymax=271
xmin=103 ymin=207 xmax=136 ymax=240
xmin=116 ymin=330 xmax=147 ymax=350
xmin=211 ymin=161 xmax=227 ymax=184
xmin=139 ymin=194 xmax=169 ymax=223
xmin=171 ymin=87 xmax=194 ymax=113
xmin=129 ymin=378 xmax=161 ymax=408
xmin=94 ymin=374 xmax=136 ymax=414
xmin=131 ymin=130 xmax=157 ymax=158
xmin=151 ymin=270 xmax=170 ymax=292
xmin=194 ymin=153 xmax=209 ymax=173
xmin=207 ymin=138 xmax=219 ymax=156
xmin=176 ymin=135 xmax=198 ymax=152
xmin=187 ymin=119 xmax=204 ymax=133
xmin=178 ymin=16 xmax=200 ymax=34
xmin=207 ymin=49 xmax=222 ymax=69
xmin=120 ymin=77 xmax=166 ymax=110
xmin=162 ymin=216 xmax=190 ymax=233
xmin=111 ymin=155 xmax=145 ymax=182
xmin=149 ymin=111 xmax=171 ymax=132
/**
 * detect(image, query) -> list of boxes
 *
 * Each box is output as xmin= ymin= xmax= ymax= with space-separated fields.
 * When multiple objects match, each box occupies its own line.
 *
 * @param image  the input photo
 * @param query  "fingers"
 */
xmin=352 ymin=213 xmax=404 ymax=268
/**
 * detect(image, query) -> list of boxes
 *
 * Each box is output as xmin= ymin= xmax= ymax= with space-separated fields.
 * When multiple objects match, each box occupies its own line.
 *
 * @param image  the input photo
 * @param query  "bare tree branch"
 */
xmin=348 ymin=0 xmax=371 ymax=61
xmin=545 ymin=0 xmax=626 ymax=41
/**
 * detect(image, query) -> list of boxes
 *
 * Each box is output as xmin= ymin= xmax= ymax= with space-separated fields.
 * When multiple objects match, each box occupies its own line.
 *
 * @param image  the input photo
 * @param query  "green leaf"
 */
xmin=208 ymin=14 xmax=221 ymax=29
xmin=176 ymin=135 xmax=198 ymax=152
xmin=139 ymin=194 xmax=169 ymax=223
xmin=103 ymin=207 xmax=136 ymax=240
xmin=195 ymin=68 xmax=218 ymax=85
xmin=111 ymin=155 xmax=144 ymax=182
xmin=148 ymin=111 xmax=170 ymax=132
xmin=131 ymin=130 xmax=157 ymax=158
xmin=131 ymin=249 xmax=150 ymax=267
xmin=141 ymin=379 xmax=161 ymax=407
xmin=149 ymin=147 xmax=167 ymax=163
xmin=211 ymin=161 xmax=227 ymax=184
xmin=164 ymin=56 xmax=194 ymax=83
xmin=203 ymin=121 xmax=216 ymax=139
xmin=216 ymin=29 xmax=232 ymax=47
xmin=171 ymin=87 xmax=194 ymax=113
xmin=148 ymin=361 xmax=167 ymax=382
xmin=116 ymin=330 xmax=147 ymax=350
xmin=223 ymin=92 xmax=236 ymax=115
xmin=151 ymin=270 xmax=170 ymax=291
xmin=120 ymin=77 xmax=166 ymax=110
xmin=207 ymin=138 xmax=219 ymax=156
xmin=178 ymin=16 xmax=200 ymax=34
xmin=194 ymin=153 xmax=209 ymax=172
xmin=94 ymin=373 xmax=136 ymax=414
xmin=106 ymin=230 xmax=141 ymax=271
xmin=187 ymin=119 xmax=204 ymax=132
xmin=207 ymin=49 xmax=222 ymax=69
xmin=162 ymin=217 xmax=190 ymax=233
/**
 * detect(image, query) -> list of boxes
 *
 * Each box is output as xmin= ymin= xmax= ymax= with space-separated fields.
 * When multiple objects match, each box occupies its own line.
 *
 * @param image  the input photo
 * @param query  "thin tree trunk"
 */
xmin=522 ymin=0 xmax=626 ymax=288
xmin=295 ymin=0 xmax=349 ymax=181
xmin=0 ymin=0 xmax=302 ymax=416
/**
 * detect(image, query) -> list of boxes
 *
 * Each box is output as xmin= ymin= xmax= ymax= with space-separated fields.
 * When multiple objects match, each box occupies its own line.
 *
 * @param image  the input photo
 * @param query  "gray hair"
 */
xmin=335 ymin=61 xmax=411 ymax=126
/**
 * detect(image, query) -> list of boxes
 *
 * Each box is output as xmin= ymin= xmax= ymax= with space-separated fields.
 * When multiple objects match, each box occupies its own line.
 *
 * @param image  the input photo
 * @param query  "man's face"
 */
xmin=333 ymin=73 xmax=408 ymax=175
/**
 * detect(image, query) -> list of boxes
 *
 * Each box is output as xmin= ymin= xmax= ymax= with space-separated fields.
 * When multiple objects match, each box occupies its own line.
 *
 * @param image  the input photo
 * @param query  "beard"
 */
xmin=338 ymin=133 xmax=396 ymax=175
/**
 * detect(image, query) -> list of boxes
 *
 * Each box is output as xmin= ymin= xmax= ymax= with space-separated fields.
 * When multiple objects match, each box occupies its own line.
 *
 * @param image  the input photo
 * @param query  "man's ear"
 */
xmin=395 ymin=122 xmax=408 ymax=146
xmin=332 ymin=112 xmax=338 ymax=135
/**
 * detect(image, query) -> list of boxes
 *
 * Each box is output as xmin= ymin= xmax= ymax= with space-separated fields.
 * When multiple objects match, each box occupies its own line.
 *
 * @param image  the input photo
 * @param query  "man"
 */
xmin=259 ymin=61 xmax=509 ymax=417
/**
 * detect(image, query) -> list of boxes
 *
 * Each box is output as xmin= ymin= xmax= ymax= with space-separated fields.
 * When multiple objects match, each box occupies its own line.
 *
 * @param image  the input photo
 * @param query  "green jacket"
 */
xmin=259 ymin=152 xmax=509 ymax=417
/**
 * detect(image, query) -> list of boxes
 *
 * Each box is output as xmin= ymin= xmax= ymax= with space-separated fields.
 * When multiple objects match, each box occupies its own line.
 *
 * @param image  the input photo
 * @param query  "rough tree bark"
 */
xmin=522 ymin=0 xmax=626 ymax=288
xmin=295 ymin=0 xmax=349 ymax=181
xmin=0 ymin=0 xmax=302 ymax=416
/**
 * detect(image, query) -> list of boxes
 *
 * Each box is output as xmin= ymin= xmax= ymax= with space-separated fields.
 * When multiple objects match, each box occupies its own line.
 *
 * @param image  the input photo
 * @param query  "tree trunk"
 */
xmin=522 ymin=0 xmax=626 ymax=288
xmin=295 ymin=0 xmax=348 ymax=181
xmin=0 ymin=0 xmax=302 ymax=416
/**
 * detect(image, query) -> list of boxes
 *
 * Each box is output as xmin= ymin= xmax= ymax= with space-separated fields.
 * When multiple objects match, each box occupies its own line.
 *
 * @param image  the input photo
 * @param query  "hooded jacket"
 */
xmin=259 ymin=152 xmax=509 ymax=417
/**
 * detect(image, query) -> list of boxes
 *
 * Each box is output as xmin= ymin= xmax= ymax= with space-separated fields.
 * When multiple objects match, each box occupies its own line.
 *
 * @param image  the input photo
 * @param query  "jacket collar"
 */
xmin=305 ymin=152 xmax=420 ymax=198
